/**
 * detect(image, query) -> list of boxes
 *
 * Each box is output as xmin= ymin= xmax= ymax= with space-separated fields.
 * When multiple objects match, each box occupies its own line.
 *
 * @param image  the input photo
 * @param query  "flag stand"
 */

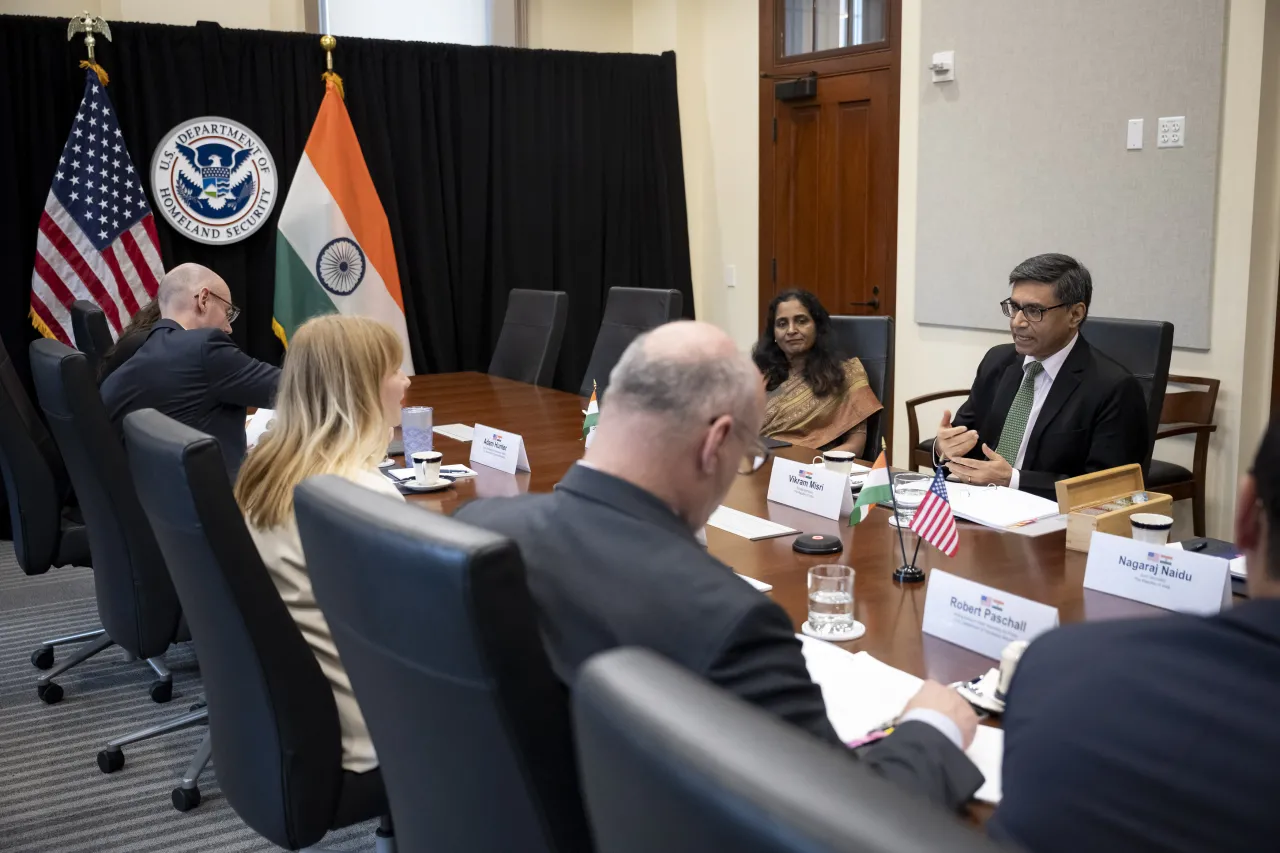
xmin=887 ymin=462 xmax=926 ymax=584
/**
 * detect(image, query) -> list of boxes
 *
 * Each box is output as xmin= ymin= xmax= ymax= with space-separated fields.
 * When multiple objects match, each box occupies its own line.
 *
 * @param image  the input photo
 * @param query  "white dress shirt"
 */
xmin=1008 ymin=334 xmax=1078 ymax=491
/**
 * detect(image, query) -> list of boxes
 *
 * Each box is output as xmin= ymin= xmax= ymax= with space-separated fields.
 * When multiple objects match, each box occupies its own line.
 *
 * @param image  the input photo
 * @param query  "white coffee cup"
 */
xmin=814 ymin=450 xmax=855 ymax=477
xmin=995 ymin=639 xmax=1029 ymax=702
xmin=1130 ymin=513 xmax=1174 ymax=545
xmin=411 ymin=450 xmax=443 ymax=485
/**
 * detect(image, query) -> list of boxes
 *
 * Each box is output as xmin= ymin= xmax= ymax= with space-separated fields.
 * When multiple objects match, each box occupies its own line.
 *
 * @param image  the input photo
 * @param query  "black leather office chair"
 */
xmin=123 ymin=410 xmax=395 ymax=846
xmin=489 ymin=289 xmax=569 ymax=387
xmin=0 ymin=336 xmax=104 ymax=674
xmin=295 ymin=476 xmax=592 ymax=853
xmin=829 ymin=316 xmax=895 ymax=455
xmin=1081 ymin=317 xmax=1174 ymax=474
xmin=69 ymin=299 xmax=114 ymax=377
xmin=580 ymin=287 xmax=683 ymax=398
xmin=575 ymin=648 xmax=1009 ymax=853
xmin=30 ymin=339 xmax=183 ymax=705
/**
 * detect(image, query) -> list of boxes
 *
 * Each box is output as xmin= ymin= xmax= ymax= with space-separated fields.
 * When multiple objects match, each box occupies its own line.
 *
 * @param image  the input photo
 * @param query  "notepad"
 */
xmin=799 ymin=636 xmax=1004 ymax=804
xmin=388 ymin=464 xmax=478 ymax=482
xmin=946 ymin=483 xmax=1062 ymax=530
xmin=706 ymin=506 xmax=799 ymax=541
xmin=736 ymin=573 xmax=773 ymax=592
xmin=433 ymin=423 xmax=475 ymax=442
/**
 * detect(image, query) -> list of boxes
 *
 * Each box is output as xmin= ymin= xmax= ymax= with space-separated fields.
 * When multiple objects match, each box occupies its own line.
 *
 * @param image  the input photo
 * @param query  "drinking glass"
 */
xmin=892 ymin=472 xmax=930 ymax=528
xmin=807 ymin=564 xmax=855 ymax=637
xmin=401 ymin=406 xmax=433 ymax=460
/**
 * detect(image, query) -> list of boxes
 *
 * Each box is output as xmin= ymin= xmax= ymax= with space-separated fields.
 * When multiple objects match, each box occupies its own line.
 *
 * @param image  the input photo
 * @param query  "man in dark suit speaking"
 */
xmin=101 ymin=263 xmax=279 ymax=476
xmin=457 ymin=321 xmax=984 ymax=811
xmin=936 ymin=253 xmax=1148 ymax=499
xmin=988 ymin=418 xmax=1280 ymax=853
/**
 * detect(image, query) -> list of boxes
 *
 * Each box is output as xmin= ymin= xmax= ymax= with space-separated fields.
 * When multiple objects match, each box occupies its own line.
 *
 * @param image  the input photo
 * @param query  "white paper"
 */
xmin=921 ymin=569 xmax=1060 ymax=660
xmin=946 ymin=483 xmax=1061 ymax=530
xmin=439 ymin=464 xmax=478 ymax=479
xmin=470 ymin=423 xmax=531 ymax=474
xmin=766 ymin=457 xmax=853 ymax=520
xmin=706 ymin=506 xmax=799 ymax=541
xmin=433 ymin=423 xmax=474 ymax=442
xmin=968 ymin=727 xmax=1004 ymax=804
xmin=244 ymin=408 xmax=275 ymax=449
xmin=799 ymin=636 xmax=1004 ymax=803
xmin=1085 ymin=532 xmax=1231 ymax=616
xmin=1169 ymin=542 xmax=1247 ymax=579
xmin=736 ymin=573 xmax=773 ymax=592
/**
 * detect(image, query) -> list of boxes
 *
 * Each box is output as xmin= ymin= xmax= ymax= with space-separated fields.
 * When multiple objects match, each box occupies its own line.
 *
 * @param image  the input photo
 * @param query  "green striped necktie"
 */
xmin=995 ymin=360 xmax=1044 ymax=462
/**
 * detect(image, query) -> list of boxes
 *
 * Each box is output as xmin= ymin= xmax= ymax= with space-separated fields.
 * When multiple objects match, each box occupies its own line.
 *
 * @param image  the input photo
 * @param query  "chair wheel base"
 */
xmin=37 ymin=682 xmax=64 ymax=704
xmin=172 ymin=785 xmax=201 ymax=812
xmin=98 ymin=748 xmax=125 ymax=774
xmin=149 ymin=680 xmax=173 ymax=704
xmin=31 ymin=647 xmax=54 ymax=670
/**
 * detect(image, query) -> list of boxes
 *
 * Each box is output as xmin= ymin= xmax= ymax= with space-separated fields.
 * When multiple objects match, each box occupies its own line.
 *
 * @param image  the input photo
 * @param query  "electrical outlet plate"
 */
xmin=1158 ymin=116 xmax=1185 ymax=148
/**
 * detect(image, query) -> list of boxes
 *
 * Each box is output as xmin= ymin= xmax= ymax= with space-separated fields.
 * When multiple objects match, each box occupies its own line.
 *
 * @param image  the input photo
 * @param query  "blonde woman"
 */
xmin=234 ymin=314 xmax=411 ymax=773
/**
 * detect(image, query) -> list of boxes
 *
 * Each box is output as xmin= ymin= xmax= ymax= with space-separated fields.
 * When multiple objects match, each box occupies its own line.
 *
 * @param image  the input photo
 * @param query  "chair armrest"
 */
xmin=904 ymin=389 xmax=971 ymax=409
xmin=1156 ymin=423 xmax=1217 ymax=441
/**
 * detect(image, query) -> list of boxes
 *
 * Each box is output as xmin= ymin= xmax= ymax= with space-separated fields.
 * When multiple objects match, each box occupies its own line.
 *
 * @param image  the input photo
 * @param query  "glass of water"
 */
xmin=401 ymin=406 xmax=433 ymax=460
xmin=892 ymin=472 xmax=931 ymax=528
xmin=807 ymin=564 xmax=856 ymax=638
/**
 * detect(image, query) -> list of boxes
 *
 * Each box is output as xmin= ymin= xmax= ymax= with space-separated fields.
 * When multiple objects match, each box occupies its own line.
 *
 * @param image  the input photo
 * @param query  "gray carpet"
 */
xmin=0 ymin=543 xmax=379 ymax=851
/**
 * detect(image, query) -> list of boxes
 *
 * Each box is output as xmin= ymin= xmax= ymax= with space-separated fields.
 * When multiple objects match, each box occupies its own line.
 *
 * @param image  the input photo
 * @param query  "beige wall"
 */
xmin=526 ymin=0 xmax=633 ymax=52
xmin=4 ymin=0 xmax=306 ymax=29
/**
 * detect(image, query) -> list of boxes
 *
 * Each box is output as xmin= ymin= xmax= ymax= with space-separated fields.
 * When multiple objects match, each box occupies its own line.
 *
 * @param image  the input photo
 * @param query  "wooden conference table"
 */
xmin=398 ymin=372 xmax=1169 ymax=819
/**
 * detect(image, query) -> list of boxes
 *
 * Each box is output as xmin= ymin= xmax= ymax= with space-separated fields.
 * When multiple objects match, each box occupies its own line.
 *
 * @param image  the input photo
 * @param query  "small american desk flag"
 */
xmin=910 ymin=467 xmax=959 ymax=557
xmin=29 ymin=69 xmax=164 ymax=346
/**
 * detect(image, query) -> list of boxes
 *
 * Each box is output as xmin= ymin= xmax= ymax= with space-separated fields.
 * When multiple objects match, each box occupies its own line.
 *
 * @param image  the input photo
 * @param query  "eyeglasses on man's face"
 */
xmin=1000 ymin=298 xmax=1070 ymax=323
xmin=204 ymin=289 xmax=241 ymax=324
xmin=738 ymin=436 xmax=772 ymax=476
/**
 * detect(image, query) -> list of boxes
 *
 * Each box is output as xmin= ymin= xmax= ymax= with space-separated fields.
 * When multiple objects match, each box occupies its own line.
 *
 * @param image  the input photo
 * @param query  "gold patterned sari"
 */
xmin=761 ymin=358 xmax=883 ymax=451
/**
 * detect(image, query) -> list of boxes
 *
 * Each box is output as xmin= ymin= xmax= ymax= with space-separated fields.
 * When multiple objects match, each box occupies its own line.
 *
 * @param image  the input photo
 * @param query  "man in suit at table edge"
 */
xmin=935 ymin=253 xmax=1149 ymax=499
xmin=989 ymin=417 xmax=1280 ymax=853
xmin=100 ymin=263 xmax=279 ymax=477
xmin=457 ymin=320 xmax=984 ymax=810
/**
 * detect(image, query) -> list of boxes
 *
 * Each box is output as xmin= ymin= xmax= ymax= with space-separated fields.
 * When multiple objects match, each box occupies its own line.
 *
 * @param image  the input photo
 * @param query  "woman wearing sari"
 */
xmin=753 ymin=289 xmax=882 ymax=456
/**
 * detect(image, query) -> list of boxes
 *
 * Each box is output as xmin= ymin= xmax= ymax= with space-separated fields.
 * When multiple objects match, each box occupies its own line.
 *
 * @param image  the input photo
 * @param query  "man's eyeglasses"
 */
xmin=739 ymin=436 xmax=772 ymax=476
xmin=1000 ymin=298 xmax=1069 ymax=323
xmin=205 ymin=289 xmax=241 ymax=324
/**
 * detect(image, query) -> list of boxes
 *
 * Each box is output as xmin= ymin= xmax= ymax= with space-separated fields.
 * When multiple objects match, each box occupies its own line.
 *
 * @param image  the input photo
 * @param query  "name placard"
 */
xmin=766 ymin=457 xmax=853 ymax=520
xmin=469 ymin=423 xmax=531 ymax=475
xmin=1084 ymin=532 xmax=1231 ymax=616
xmin=922 ymin=569 xmax=1060 ymax=660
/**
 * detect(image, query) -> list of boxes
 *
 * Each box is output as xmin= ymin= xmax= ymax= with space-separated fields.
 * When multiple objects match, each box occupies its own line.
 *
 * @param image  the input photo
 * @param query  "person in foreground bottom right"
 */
xmin=988 ymin=419 xmax=1280 ymax=852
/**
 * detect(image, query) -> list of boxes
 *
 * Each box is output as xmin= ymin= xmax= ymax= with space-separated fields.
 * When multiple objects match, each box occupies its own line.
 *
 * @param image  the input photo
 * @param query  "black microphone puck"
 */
xmin=792 ymin=533 xmax=844 ymax=555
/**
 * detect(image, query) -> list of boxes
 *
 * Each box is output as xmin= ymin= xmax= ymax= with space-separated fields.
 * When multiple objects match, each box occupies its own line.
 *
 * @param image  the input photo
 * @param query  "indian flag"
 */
xmin=850 ymin=449 xmax=891 ymax=525
xmin=582 ymin=382 xmax=599 ymax=444
xmin=273 ymin=78 xmax=413 ymax=373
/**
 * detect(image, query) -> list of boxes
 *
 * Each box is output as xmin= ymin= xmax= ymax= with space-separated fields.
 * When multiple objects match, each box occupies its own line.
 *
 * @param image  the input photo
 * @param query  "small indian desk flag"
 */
xmin=849 ymin=449 xmax=891 ymax=525
xmin=582 ymin=383 xmax=599 ymax=445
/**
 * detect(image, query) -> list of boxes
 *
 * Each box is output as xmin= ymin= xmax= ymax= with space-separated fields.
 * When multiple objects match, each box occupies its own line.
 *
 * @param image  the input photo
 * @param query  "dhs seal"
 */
xmin=150 ymin=117 xmax=277 ymax=245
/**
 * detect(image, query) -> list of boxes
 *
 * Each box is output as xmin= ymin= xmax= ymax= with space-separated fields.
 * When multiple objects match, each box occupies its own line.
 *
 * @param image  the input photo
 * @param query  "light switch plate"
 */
xmin=1158 ymin=116 xmax=1185 ymax=148
xmin=1127 ymin=118 xmax=1144 ymax=150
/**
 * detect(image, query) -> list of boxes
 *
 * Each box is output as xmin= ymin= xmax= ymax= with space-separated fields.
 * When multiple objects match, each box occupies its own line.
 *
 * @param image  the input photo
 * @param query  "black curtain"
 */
xmin=0 ymin=15 xmax=693 ymax=394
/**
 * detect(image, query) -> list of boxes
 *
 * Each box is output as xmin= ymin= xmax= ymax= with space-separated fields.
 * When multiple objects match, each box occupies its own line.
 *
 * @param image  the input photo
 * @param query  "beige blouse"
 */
xmin=246 ymin=468 xmax=404 ymax=773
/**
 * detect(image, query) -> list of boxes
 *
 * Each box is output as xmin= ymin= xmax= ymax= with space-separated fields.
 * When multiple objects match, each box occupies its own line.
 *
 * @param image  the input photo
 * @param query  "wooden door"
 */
xmin=771 ymin=70 xmax=894 ymax=317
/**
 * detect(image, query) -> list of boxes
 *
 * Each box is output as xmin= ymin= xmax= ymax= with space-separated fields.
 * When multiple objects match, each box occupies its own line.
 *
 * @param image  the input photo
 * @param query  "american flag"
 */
xmin=909 ymin=467 xmax=959 ymax=557
xmin=29 ymin=69 xmax=164 ymax=346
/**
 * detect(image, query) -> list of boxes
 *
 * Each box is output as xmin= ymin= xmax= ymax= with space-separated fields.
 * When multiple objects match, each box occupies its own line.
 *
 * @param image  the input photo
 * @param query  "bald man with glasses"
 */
xmin=934 ymin=253 xmax=1148 ymax=499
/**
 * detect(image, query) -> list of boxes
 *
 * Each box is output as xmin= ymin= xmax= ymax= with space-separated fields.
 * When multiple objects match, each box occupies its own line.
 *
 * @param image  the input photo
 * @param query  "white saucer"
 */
xmin=801 ymin=620 xmax=866 ymax=642
xmin=401 ymin=478 xmax=452 ymax=492
xmin=377 ymin=458 xmax=395 ymax=468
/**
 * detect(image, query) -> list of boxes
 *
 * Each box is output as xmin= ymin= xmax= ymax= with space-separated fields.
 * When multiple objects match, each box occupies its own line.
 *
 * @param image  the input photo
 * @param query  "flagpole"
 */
xmin=884 ymin=438 xmax=923 ymax=583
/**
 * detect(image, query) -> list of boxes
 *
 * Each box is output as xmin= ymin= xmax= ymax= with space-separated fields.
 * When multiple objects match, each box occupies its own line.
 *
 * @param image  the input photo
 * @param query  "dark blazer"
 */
xmin=456 ymin=464 xmax=983 ymax=811
xmin=951 ymin=335 xmax=1148 ymax=498
xmin=100 ymin=319 xmax=279 ymax=476
xmin=989 ymin=599 xmax=1280 ymax=853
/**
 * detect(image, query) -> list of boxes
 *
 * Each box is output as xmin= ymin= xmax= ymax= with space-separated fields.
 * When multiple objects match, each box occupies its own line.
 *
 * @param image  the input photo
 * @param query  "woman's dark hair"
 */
xmin=752 ymin=289 xmax=846 ymax=397
xmin=97 ymin=299 xmax=161 ymax=380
